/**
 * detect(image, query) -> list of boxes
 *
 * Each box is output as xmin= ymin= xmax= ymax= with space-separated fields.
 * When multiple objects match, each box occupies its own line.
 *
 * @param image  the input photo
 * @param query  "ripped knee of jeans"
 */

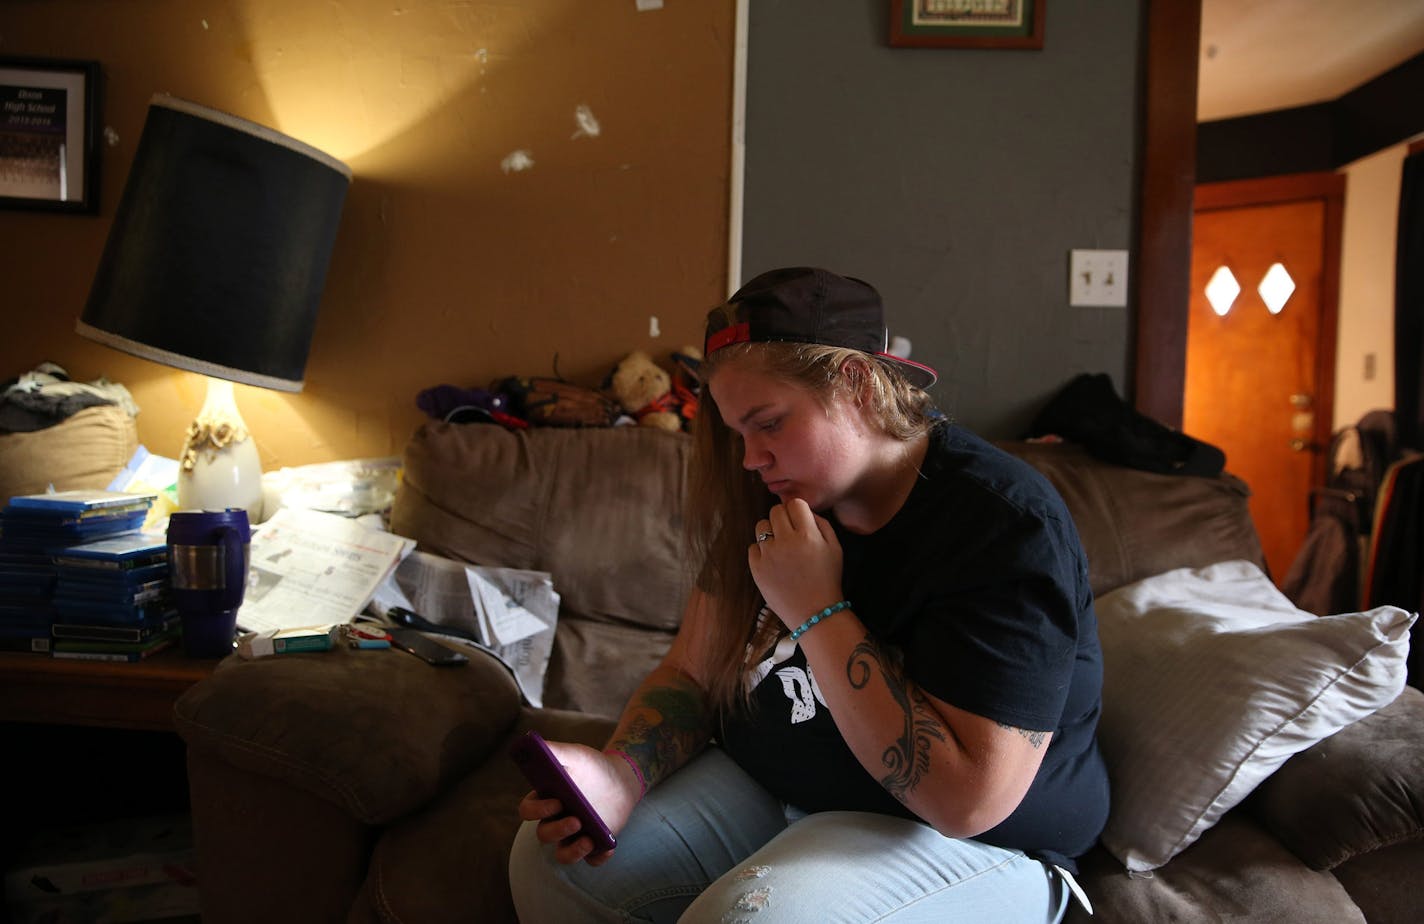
xmin=720 ymin=871 xmax=773 ymax=924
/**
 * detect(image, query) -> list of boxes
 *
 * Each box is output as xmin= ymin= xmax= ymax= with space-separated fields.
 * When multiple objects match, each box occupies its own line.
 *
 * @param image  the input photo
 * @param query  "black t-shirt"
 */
xmin=718 ymin=424 xmax=1110 ymax=870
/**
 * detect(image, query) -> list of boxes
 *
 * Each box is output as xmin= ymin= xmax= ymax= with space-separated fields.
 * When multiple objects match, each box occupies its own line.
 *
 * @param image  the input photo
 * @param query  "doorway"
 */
xmin=1184 ymin=172 xmax=1344 ymax=582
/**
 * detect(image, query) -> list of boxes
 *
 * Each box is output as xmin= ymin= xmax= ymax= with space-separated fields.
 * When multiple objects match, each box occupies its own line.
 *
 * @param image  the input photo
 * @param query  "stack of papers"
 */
xmin=236 ymin=508 xmax=415 ymax=635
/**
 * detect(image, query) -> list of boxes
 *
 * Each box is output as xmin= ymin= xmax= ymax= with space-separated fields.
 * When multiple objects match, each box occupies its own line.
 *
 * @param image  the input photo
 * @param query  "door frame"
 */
xmin=1192 ymin=171 xmax=1346 ymax=488
xmin=1133 ymin=0 xmax=1200 ymax=430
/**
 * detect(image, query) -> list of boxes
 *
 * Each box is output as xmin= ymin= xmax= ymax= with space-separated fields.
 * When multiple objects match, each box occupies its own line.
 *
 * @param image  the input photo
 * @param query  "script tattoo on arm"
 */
xmin=847 ymin=637 xmax=947 ymax=803
xmin=607 ymin=671 xmax=712 ymax=789
xmin=996 ymin=721 xmax=1048 ymax=749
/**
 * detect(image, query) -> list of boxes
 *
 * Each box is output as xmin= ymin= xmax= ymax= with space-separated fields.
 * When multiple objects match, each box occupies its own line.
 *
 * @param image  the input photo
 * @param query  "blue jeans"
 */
xmin=509 ymin=747 xmax=1071 ymax=923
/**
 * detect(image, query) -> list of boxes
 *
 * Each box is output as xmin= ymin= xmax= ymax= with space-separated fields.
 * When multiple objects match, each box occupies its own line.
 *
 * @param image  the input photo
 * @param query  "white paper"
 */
xmin=467 ymin=569 xmax=545 ymax=645
xmin=236 ymin=508 xmax=415 ymax=634
xmin=367 ymin=550 xmax=559 ymax=707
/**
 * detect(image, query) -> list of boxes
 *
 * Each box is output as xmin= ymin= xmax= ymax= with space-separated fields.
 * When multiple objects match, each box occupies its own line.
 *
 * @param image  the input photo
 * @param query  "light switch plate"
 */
xmin=1069 ymin=249 xmax=1129 ymax=307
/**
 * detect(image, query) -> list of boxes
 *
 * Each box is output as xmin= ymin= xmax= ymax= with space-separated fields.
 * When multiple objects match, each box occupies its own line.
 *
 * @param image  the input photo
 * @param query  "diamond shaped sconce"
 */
xmin=1258 ymin=262 xmax=1296 ymax=315
xmin=1205 ymin=265 xmax=1241 ymax=317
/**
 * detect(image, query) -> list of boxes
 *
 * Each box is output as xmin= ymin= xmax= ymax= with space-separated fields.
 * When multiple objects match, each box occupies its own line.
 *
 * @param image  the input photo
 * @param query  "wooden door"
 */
xmin=1185 ymin=173 xmax=1344 ymax=583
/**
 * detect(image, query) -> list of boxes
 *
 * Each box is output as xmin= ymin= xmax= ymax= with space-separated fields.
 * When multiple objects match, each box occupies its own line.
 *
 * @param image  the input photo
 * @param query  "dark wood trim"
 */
xmin=1193 ymin=171 xmax=1346 ymax=490
xmin=1132 ymin=0 xmax=1200 ymax=430
xmin=1316 ymin=182 xmax=1345 ymax=489
xmin=1195 ymin=170 xmax=1345 ymax=211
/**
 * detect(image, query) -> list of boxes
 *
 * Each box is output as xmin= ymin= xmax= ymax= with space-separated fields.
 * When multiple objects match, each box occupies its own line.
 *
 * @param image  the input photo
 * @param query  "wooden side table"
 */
xmin=0 ymin=647 xmax=217 ymax=732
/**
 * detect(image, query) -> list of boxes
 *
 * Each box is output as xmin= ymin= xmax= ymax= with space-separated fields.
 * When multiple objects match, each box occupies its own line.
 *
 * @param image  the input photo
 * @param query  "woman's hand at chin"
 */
xmin=748 ymin=497 xmax=845 ymax=629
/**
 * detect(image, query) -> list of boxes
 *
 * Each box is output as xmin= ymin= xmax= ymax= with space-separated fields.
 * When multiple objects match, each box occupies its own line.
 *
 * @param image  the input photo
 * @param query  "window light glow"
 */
xmin=1258 ymin=262 xmax=1295 ymax=315
xmin=1205 ymin=265 xmax=1240 ymax=317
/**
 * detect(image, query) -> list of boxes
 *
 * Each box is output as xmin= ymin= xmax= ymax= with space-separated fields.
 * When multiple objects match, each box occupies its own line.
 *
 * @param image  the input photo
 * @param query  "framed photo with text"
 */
xmin=0 ymin=57 xmax=101 ymax=213
xmin=890 ymin=0 xmax=1045 ymax=50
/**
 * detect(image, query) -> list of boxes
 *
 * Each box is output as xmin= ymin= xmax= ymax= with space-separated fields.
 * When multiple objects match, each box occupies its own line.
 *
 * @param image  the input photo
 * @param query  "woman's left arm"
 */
xmin=801 ymin=619 xmax=1050 ymax=838
xmin=750 ymin=499 xmax=1051 ymax=838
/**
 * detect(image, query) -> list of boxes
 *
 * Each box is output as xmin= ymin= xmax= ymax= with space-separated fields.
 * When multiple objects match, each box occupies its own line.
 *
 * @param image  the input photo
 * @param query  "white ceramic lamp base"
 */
xmin=177 ymin=377 xmax=265 ymax=521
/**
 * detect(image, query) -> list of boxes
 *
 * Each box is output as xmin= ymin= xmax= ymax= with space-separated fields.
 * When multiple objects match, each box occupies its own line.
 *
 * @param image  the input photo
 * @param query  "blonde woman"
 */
xmin=510 ymin=267 xmax=1107 ymax=923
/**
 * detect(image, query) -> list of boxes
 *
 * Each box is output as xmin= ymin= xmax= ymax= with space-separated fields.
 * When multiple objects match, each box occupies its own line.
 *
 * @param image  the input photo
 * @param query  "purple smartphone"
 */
xmin=509 ymin=731 xmax=618 ymax=853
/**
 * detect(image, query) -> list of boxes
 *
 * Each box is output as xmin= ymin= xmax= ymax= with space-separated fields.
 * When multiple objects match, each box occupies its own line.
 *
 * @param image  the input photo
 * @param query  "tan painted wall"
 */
xmin=0 ymin=0 xmax=734 ymax=469
xmin=1334 ymin=141 xmax=1409 ymax=430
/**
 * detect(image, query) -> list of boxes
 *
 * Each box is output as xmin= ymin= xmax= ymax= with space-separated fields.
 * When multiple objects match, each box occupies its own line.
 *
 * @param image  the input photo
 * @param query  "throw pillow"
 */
xmin=1093 ymin=559 xmax=1414 ymax=872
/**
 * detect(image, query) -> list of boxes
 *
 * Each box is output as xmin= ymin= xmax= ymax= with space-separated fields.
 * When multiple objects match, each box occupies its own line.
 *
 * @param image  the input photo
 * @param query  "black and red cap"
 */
xmin=705 ymin=267 xmax=937 ymax=389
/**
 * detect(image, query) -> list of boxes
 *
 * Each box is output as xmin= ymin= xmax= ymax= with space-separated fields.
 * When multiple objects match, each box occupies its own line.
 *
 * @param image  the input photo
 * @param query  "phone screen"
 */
xmin=509 ymin=731 xmax=617 ymax=853
xmin=388 ymin=628 xmax=469 ymax=666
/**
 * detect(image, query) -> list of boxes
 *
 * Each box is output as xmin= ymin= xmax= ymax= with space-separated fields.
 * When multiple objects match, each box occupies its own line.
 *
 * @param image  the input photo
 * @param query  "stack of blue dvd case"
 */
xmin=0 ymin=491 xmax=158 ymax=655
xmin=51 ymin=531 xmax=178 ymax=661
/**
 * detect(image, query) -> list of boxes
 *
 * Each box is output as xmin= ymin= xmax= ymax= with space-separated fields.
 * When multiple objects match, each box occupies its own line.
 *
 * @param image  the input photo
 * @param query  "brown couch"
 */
xmin=173 ymin=423 xmax=1424 ymax=923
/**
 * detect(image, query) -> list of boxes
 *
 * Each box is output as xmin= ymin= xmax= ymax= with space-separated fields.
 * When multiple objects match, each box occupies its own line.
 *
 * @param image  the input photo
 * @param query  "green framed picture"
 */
xmin=889 ymin=0 xmax=1045 ymax=50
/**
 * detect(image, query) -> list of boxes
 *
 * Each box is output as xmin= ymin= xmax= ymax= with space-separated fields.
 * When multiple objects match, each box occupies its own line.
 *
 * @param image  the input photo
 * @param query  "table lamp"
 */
xmin=77 ymin=94 xmax=351 ymax=521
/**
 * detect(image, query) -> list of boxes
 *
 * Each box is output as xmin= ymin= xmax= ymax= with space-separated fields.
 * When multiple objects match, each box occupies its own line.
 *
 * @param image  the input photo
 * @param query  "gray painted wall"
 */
xmin=741 ymin=1 xmax=1143 ymax=438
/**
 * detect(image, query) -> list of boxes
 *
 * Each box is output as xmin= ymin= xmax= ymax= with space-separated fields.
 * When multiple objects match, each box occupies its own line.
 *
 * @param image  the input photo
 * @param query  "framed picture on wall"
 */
xmin=0 ymin=57 xmax=101 ymax=213
xmin=889 ymin=0 xmax=1045 ymax=50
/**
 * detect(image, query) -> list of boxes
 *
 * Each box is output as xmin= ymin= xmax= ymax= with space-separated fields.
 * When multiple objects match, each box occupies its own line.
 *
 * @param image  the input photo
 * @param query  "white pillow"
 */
xmin=1093 ymin=559 xmax=1414 ymax=872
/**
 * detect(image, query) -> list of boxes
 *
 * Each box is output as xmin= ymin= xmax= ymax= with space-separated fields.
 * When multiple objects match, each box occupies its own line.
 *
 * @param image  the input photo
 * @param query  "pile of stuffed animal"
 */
xmin=415 ymin=348 xmax=702 ymax=432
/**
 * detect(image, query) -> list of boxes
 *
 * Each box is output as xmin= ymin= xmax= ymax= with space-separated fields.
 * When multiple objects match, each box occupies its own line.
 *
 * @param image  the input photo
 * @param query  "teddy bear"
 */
xmin=606 ymin=350 xmax=682 ymax=431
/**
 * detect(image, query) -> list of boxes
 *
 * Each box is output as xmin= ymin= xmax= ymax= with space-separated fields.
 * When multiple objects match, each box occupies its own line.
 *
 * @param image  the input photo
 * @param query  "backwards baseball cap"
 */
xmin=704 ymin=266 xmax=937 ymax=389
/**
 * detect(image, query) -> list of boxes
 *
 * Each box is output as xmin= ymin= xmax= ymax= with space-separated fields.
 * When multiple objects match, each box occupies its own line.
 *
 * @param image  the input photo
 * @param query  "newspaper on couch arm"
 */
xmin=366 ymin=549 xmax=559 ymax=707
xmin=236 ymin=508 xmax=416 ymax=635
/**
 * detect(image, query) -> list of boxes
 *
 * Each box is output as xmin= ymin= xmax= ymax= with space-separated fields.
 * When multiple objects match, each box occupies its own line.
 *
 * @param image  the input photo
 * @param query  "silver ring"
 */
xmin=756 ymin=530 xmax=774 ymax=543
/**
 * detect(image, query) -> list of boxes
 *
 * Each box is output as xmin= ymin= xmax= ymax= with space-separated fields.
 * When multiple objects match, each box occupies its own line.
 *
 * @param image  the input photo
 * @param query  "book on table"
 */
xmin=52 ymin=532 xmax=168 ymax=569
xmin=51 ymin=631 xmax=177 ymax=662
xmin=51 ymin=610 xmax=179 ymax=643
xmin=5 ymin=490 xmax=158 ymax=514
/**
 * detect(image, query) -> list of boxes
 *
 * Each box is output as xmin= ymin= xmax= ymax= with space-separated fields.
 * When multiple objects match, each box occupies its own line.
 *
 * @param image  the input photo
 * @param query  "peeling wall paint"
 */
xmin=572 ymin=104 xmax=601 ymax=139
xmin=500 ymin=149 xmax=534 ymax=173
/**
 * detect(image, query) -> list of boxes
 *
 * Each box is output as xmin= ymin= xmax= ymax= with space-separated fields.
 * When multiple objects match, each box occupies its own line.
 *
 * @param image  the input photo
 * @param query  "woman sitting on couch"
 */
xmin=510 ymin=266 xmax=1109 ymax=923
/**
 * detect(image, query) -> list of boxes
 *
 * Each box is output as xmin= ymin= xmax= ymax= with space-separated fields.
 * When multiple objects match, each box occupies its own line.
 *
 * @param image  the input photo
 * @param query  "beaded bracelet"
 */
xmin=789 ymin=600 xmax=852 ymax=641
xmin=606 ymin=748 xmax=648 ymax=798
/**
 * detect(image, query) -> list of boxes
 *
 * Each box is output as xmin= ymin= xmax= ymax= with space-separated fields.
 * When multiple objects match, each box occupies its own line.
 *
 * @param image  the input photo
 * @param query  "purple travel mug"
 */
xmin=167 ymin=508 xmax=251 ymax=658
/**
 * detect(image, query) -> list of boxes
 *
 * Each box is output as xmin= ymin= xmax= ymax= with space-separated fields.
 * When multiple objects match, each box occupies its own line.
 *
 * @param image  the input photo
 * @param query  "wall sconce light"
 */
xmin=77 ymin=95 xmax=351 ymax=520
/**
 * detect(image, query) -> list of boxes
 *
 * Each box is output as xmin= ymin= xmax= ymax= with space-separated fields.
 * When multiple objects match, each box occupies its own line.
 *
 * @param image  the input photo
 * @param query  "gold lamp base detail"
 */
xmin=177 ymin=377 xmax=264 ymax=521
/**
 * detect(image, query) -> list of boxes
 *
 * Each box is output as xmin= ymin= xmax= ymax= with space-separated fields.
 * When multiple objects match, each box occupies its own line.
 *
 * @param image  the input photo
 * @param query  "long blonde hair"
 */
xmin=686 ymin=341 xmax=938 ymax=714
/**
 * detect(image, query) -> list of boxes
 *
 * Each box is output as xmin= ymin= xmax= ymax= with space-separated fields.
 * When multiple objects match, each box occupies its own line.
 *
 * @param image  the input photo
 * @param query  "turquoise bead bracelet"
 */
xmin=789 ymin=600 xmax=852 ymax=641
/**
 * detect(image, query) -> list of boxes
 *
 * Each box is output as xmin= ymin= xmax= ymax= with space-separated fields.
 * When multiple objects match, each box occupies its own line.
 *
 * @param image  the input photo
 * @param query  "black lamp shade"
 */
xmin=78 ymin=95 xmax=350 ymax=392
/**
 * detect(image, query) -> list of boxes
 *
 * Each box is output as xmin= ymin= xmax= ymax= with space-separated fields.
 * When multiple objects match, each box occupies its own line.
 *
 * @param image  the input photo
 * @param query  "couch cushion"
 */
xmin=391 ymin=423 xmax=693 ymax=715
xmin=174 ymin=642 xmax=522 ymax=824
xmin=1093 ymin=560 xmax=1414 ymax=872
xmin=1330 ymin=838 xmax=1424 ymax=924
xmin=1067 ymin=814 xmax=1366 ymax=924
xmin=0 ymin=404 xmax=137 ymax=502
xmin=998 ymin=440 xmax=1265 ymax=596
xmin=1247 ymin=685 xmax=1424 ymax=870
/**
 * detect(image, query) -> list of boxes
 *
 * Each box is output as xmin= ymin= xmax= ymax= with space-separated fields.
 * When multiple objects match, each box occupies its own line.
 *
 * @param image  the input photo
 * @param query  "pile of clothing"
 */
xmin=1 ymin=362 xmax=138 ymax=433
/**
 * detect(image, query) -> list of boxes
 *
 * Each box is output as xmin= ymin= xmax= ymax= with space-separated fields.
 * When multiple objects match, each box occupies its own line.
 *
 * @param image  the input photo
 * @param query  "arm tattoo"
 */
xmin=607 ymin=672 xmax=712 ymax=789
xmin=847 ymin=637 xmax=946 ymax=803
xmin=996 ymin=721 xmax=1048 ymax=749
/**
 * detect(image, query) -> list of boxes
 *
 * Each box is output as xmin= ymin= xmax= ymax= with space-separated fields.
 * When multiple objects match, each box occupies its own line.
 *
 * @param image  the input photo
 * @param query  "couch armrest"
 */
xmin=174 ymin=641 xmax=523 ymax=824
xmin=359 ymin=706 xmax=617 ymax=924
xmin=1246 ymin=685 xmax=1424 ymax=870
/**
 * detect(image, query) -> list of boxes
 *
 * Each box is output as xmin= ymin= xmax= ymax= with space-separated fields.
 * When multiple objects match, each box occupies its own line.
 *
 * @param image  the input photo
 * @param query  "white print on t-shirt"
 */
xmin=746 ymin=631 xmax=825 ymax=724
xmin=774 ymin=666 xmax=826 ymax=723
